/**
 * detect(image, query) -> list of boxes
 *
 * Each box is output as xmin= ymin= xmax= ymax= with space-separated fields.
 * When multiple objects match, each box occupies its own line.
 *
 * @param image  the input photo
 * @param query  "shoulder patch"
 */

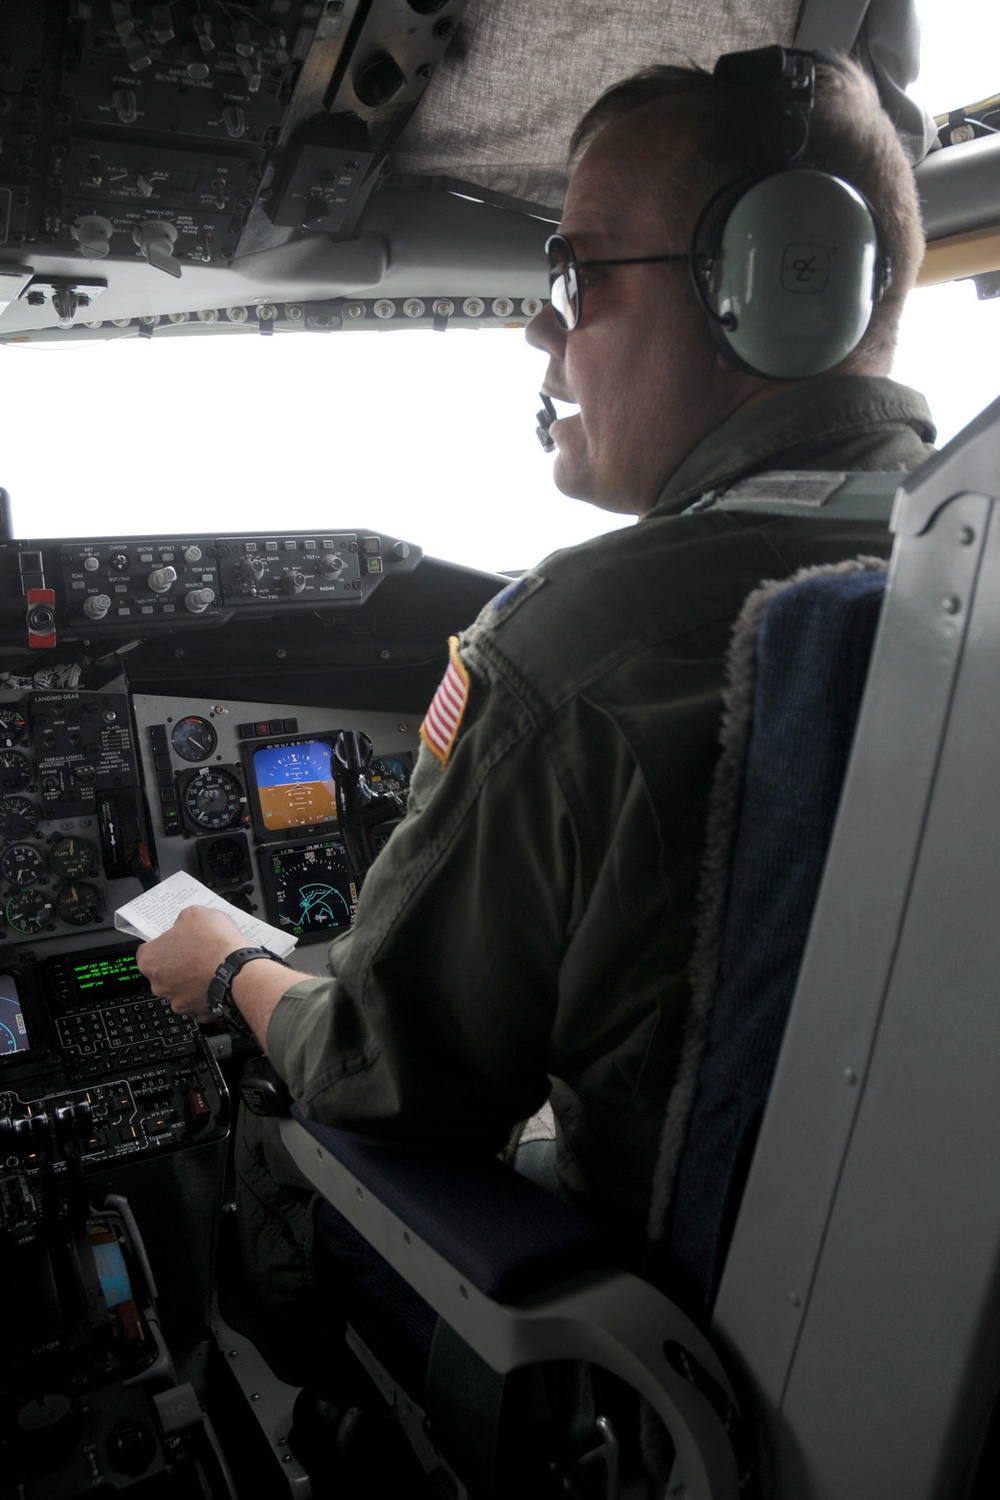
xmin=420 ymin=636 xmax=471 ymax=768
xmin=485 ymin=571 xmax=547 ymax=628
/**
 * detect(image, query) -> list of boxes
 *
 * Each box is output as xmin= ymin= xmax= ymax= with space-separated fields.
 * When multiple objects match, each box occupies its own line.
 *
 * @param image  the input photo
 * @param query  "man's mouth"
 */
xmin=536 ymin=393 xmax=579 ymax=452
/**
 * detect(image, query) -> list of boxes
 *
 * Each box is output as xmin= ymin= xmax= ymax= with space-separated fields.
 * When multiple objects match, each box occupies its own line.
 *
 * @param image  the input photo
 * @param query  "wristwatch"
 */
xmin=207 ymin=946 xmax=289 ymax=1034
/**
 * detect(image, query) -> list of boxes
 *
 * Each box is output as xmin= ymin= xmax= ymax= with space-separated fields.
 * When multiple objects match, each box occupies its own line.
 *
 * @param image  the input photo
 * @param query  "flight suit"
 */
xmin=238 ymin=374 xmax=935 ymax=1312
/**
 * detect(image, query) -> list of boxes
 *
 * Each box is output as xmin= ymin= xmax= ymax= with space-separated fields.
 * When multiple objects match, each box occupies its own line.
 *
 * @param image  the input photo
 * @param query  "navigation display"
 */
xmin=250 ymin=739 xmax=339 ymax=837
xmin=261 ymin=840 xmax=357 ymax=943
xmin=0 ymin=971 xmax=30 ymax=1056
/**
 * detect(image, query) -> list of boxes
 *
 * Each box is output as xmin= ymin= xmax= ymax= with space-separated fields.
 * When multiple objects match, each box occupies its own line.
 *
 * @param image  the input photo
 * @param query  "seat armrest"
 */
xmin=289 ymin=1106 xmax=609 ymax=1301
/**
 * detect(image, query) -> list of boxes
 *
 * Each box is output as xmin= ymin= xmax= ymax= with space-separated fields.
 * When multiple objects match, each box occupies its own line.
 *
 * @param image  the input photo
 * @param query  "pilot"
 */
xmin=137 ymin=51 xmax=934 ymax=1371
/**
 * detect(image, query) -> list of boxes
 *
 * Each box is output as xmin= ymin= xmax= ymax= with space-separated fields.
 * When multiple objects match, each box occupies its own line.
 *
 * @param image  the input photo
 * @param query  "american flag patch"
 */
xmin=420 ymin=636 xmax=471 ymax=768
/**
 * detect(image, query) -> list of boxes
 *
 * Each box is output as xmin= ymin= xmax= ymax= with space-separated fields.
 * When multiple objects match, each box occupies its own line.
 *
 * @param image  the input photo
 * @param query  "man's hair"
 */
xmin=571 ymin=57 xmax=924 ymax=371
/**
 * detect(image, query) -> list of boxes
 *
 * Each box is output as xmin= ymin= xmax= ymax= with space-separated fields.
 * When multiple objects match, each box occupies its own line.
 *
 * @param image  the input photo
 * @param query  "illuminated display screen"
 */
xmin=71 ymin=951 xmax=144 ymax=1002
xmin=0 ymin=971 xmax=30 ymax=1057
xmin=91 ymin=1237 xmax=133 ymax=1310
xmin=263 ymin=840 xmax=357 ymax=941
xmin=252 ymin=740 xmax=339 ymax=834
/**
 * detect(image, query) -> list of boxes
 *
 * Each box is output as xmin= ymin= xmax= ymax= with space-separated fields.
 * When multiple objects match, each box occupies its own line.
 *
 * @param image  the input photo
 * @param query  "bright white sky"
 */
xmin=1 ymin=1 xmax=997 ymax=574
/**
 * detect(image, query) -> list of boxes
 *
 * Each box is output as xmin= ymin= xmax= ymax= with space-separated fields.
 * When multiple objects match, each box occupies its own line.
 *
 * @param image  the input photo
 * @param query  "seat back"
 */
xmin=713 ymin=393 xmax=1000 ymax=1499
xmin=659 ymin=561 xmax=887 ymax=1314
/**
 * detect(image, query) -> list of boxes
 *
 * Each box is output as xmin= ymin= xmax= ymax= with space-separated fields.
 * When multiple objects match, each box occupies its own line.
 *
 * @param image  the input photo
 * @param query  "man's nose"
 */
xmin=524 ymin=298 xmax=565 ymax=354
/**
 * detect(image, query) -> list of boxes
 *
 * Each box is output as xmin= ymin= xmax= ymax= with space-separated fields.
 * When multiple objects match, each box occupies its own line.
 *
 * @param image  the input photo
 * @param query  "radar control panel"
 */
xmin=0 ymin=527 xmax=421 ymax=649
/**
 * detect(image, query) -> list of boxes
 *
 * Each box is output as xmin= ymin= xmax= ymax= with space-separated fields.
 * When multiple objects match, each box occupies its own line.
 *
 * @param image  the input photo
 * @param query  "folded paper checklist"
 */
xmin=115 ymin=871 xmax=298 ymax=958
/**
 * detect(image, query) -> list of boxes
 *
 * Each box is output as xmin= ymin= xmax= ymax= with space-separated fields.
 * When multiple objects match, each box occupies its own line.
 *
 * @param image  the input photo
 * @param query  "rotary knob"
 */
xmin=318 ymin=553 xmax=345 ymax=577
xmin=238 ymin=556 xmax=265 ymax=582
xmin=83 ymin=594 xmax=111 ymax=621
xmin=148 ymin=565 xmax=177 ymax=593
xmin=71 ymin=214 xmax=114 ymax=260
xmin=185 ymin=588 xmax=215 ymax=614
xmin=281 ymin=570 xmax=306 ymax=595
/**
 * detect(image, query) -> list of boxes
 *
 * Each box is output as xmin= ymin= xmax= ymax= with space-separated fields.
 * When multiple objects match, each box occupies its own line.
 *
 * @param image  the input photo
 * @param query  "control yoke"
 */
xmin=333 ymin=730 xmax=407 ymax=882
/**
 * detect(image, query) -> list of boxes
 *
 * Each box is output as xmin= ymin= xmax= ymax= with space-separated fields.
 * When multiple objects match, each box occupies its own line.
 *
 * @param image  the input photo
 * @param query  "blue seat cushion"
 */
xmin=668 ymin=568 xmax=887 ymax=1309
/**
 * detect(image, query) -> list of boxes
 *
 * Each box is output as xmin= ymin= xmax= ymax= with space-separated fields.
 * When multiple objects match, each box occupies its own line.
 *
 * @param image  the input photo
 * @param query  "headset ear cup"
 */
xmin=691 ymin=179 xmax=745 ymax=331
xmin=872 ymin=246 xmax=892 ymax=303
xmin=697 ymin=169 xmax=885 ymax=379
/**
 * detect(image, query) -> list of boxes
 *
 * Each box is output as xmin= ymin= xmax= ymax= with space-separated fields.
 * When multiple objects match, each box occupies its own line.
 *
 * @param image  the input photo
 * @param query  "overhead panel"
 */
xmin=0 ymin=0 xmax=471 ymax=330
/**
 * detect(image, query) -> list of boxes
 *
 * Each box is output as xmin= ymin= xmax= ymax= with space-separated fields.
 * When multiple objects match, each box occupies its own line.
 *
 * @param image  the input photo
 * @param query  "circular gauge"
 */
xmin=181 ymin=768 xmax=244 ymax=831
xmin=170 ymin=715 xmax=218 ymax=764
xmin=49 ymin=836 xmax=97 ymax=880
xmin=5 ymin=887 xmax=54 ymax=935
xmin=223 ymin=890 xmax=254 ymax=914
xmin=265 ymin=841 xmax=356 ymax=941
xmin=203 ymin=836 xmax=250 ymax=884
xmin=369 ymin=756 xmax=411 ymax=795
xmin=0 ymin=707 xmax=27 ymax=748
xmin=1 ymin=842 xmax=46 ymax=887
xmin=0 ymin=750 xmax=32 ymax=793
xmin=55 ymin=882 xmax=102 ymax=926
xmin=0 ymin=796 xmax=40 ymax=842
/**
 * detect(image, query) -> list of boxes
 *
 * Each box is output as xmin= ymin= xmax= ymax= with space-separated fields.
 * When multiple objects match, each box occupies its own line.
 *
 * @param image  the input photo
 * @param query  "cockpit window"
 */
xmin=0 ymin=329 xmax=632 ymax=573
xmin=1 ymin=3 xmax=996 ymax=571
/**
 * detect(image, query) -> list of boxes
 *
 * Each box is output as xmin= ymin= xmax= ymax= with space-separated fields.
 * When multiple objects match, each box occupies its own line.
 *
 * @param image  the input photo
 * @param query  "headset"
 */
xmin=692 ymin=47 xmax=891 ymax=380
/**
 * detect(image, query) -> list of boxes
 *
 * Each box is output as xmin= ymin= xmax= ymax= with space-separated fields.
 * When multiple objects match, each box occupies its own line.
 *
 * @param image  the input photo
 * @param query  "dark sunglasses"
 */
xmin=545 ymin=233 xmax=689 ymax=331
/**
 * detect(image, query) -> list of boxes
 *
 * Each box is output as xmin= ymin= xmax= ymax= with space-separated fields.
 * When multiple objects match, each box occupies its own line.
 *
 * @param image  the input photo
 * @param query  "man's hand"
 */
xmin=136 ymin=905 xmax=245 ymax=1024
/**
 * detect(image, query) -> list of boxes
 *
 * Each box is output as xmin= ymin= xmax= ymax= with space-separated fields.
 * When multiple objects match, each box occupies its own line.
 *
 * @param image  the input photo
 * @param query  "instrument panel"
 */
xmin=133 ymin=690 xmax=418 ymax=946
xmin=0 ymin=682 xmax=419 ymax=959
xmin=0 ymin=684 xmax=419 ymax=1207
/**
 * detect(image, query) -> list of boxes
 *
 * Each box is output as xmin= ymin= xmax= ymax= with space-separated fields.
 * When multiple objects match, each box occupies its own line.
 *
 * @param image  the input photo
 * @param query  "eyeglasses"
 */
xmin=545 ymin=232 xmax=689 ymax=331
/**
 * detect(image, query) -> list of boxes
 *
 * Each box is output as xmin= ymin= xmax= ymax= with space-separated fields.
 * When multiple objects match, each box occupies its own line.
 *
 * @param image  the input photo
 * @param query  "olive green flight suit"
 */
xmin=238 ymin=375 xmax=935 ymax=1310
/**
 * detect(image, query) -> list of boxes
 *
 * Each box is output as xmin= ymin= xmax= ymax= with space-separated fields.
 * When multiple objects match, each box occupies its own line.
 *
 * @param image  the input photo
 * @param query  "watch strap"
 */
xmin=207 ymin=945 xmax=290 ymax=1033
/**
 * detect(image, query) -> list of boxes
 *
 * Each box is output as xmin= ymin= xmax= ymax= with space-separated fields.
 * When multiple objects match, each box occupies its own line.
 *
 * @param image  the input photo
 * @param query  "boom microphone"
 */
xmin=535 ymin=394 xmax=556 ymax=452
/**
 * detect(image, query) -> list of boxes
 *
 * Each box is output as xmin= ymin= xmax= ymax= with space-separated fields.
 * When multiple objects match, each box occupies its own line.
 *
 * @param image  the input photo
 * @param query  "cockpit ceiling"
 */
xmin=384 ymin=0 xmax=803 ymax=218
xmin=0 ymin=0 xmax=993 ymax=343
